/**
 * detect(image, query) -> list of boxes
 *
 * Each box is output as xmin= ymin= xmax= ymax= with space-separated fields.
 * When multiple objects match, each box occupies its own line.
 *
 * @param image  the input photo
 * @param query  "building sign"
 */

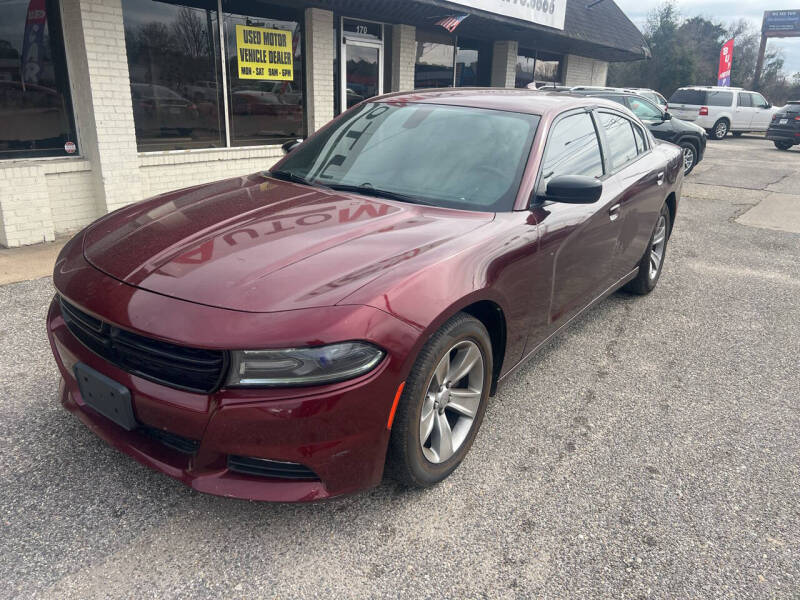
xmin=447 ymin=0 xmax=566 ymax=31
xmin=235 ymin=24 xmax=293 ymax=80
xmin=763 ymin=10 xmax=800 ymax=37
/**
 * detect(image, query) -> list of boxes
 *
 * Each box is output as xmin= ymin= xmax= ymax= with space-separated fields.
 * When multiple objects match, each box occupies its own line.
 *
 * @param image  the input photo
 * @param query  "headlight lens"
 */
xmin=226 ymin=342 xmax=385 ymax=387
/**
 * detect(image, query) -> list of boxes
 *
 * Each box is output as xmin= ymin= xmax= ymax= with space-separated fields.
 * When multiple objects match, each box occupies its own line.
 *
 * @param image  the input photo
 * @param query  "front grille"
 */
xmin=228 ymin=455 xmax=319 ymax=480
xmin=142 ymin=426 xmax=200 ymax=454
xmin=59 ymin=297 xmax=227 ymax=393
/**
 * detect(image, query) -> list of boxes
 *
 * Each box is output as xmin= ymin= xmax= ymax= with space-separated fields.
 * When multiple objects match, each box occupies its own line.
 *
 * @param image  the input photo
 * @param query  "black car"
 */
xmin=766 ymin=101 xmax=800 ymax=151
xmin=569 ymin=90 xmax=707 ymax=175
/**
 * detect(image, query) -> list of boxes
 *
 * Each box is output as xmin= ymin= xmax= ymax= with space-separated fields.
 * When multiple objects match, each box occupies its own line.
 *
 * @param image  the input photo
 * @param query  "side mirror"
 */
xmin=281 ymin=139 xmax=302 ymax=154
xmin=540 ymin=175 xmax=603 ymax=204
xmin=662 ymin=111 xmax=672 ymax=121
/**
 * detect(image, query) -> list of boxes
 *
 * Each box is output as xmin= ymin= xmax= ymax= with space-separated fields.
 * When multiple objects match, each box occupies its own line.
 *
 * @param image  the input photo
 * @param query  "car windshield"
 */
xmin=273 ymin=102 xmax=540 ymax=212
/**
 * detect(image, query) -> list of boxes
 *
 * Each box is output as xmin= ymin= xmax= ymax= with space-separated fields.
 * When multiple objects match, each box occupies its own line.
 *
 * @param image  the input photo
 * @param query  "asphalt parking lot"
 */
xmin=1 ymin=136 xmax=799 ymax=599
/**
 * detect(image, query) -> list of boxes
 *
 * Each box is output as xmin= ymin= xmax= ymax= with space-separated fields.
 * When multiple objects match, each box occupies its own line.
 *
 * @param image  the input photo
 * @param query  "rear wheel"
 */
xmin=711 ymin=119 xmax=729 ymax=140
xmin=679 ymin=141 xmax=698 ymax=175
xmin=387 ymin=313 xmax=492 ymax=488
xmin=623 ymin=203 xmax=671 ymax=295
xmin=774 ymin=140 xmax=793 ymax=151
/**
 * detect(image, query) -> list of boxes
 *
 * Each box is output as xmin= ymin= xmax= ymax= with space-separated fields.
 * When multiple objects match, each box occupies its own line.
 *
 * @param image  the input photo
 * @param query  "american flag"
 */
xmin=435 ymin=14 xmax=469 ymax=33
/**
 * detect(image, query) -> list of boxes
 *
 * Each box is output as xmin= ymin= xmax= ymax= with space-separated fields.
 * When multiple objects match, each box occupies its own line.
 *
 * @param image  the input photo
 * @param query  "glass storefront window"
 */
xmin=222 ymin=2 xmax=305 ymax=146
xmin=0 ymin=0 xmax=78 ymax=159
xmin=123 ymin=0 xmax=224 ymax=151
xmin=122 ymin=0 xmax=304 ymax=152
xmin=414 ymin=30 xmax=454 ymax=89
xmin=455 ymin=39 xmax=490 ymax=87
xmin=516 ymin=48 xmax=563 ymax=88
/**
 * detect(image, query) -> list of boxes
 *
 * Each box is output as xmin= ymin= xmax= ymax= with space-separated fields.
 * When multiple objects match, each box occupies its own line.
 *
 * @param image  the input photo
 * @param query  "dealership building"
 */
xmin=0 ymin=0 xmax=646 ymax=247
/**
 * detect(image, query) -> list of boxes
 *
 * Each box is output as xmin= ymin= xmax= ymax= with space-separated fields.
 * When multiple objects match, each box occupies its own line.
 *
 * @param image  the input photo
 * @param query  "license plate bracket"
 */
xmin=779 ymin=118 xmax=789 ymax=125
xmin=74 ymin=363 xmax=138 ymax=431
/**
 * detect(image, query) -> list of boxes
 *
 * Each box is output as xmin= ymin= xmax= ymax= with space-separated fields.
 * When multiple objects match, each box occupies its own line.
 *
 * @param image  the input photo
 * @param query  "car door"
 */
xmin=734 ymin=92 xmax=754 ymax=130
xmin=597 ymin=111 xmax=666 ymax=276
xmin=532 ymin=109 xmax=623 ymax=326
xmin=750 ymin=92 xmax=773 ymax=131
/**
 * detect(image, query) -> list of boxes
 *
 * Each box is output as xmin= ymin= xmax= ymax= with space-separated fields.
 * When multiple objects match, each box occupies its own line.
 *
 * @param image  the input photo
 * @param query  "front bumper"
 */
xmin=47 ymin=280 xmax=414 ymax=502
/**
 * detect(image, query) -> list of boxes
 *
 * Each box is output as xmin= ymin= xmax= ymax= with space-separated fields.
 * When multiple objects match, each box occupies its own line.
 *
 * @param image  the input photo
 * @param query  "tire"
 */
xmin=387 ymin=313 xmax=493 ymax=488
xmin=710 ymin=119 xmax=729 ymax=140
xmin=623 ymin=203 xmax=671 ymax=295
xmin=679 ymin=140 xmax=698 ymax=175
xmin=774 ymin=141 xmax=793 ymax=151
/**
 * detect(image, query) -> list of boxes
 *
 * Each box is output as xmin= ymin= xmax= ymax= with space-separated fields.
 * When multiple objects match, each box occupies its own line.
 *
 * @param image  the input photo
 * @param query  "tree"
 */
xmin=607 ymin=1 xmax=798 ymax=104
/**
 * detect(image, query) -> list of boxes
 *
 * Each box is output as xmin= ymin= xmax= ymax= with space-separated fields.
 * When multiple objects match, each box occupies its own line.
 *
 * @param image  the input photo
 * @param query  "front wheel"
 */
xmin=774 ymin=140 xmax=794 ymax=151
xmin=623 ymin=203 xmax=671 ymax=295
xmin=387 ymin=313 xmax=492 ymax=488
xmin=711 ymin=119 xmax=729 ymax=140
xmin=680 ymin=141 xmax=697 ymax=175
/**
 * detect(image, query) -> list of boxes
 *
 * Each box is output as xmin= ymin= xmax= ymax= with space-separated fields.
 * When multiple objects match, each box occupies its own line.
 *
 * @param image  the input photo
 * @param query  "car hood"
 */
xmin=671 ymin=116 xmax=706 ymax=135
xmin=82 ymin=174 xmax=493 ymax=312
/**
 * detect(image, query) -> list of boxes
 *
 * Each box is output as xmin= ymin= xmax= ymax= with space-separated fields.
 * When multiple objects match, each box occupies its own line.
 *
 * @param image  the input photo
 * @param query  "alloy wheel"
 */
xmin=419 ymin=340 xmax=485 ymax=464
xmin=649 ymin=215 xmax=667 ymax=280
xmin=715 ymin=121 xmax=728 ymax=139
xmin=682 ymin=146 xmax=695 ymax=174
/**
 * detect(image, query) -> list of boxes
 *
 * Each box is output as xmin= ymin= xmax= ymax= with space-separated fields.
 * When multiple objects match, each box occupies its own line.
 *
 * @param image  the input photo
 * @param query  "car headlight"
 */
xmin=226 ymin=342 xmax=385 ymax=387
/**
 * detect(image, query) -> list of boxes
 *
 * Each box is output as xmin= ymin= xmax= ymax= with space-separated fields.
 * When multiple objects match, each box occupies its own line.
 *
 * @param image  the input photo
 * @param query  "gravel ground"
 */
xmin=1 ymin=137 xmax=799 ymax=599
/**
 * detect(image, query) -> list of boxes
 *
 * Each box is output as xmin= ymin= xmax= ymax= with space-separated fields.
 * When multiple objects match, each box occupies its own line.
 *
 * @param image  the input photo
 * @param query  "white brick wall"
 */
xmin=138 ymin=147 xmax=284 ymax=198
xmin=391 ymin=25 xmax=416 ymax=92
xmin=305 ymin=8 xmax=335 ymax=133
xmin=63 ymin=0 xmax=143 ymax=214
xmin=491 ymin=41 xmax=519 ymax=88
xmin=563 ymin=55 xmax=609 ymax=87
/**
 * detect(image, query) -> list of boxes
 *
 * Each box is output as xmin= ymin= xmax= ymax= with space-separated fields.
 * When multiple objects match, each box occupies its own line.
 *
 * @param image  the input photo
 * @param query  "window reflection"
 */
xmin=0 ymin=0 xmax=78 ymax=159
xmin=415 ymin=30 xmax=454 ymax=89
xmin=223 ymin=3 xmax=305 ymax=146
xmin=516 ymin=49 xmax=562 ymax=88
xmin=123 ymin=0 xmax=224 ymax=151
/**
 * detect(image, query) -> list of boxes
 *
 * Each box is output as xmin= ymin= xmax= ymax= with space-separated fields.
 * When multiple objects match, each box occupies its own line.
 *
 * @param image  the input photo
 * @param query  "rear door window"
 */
xmin=738 ymin=93 xmax=752 ymax=107
xmin=598 ymin=111 xmax=638 ymax=170
xmin=669 ymin=89 xmax=704 ymax=105
xmin=539 ymin=112 xmax=604 ymax=189
xmin=707 ymin=91 xmax=733 ymax=107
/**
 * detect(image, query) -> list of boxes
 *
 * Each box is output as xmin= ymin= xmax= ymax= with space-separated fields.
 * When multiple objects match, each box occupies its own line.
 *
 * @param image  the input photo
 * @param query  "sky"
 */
xmin=614 ymin=0 xmax=800 ymax=75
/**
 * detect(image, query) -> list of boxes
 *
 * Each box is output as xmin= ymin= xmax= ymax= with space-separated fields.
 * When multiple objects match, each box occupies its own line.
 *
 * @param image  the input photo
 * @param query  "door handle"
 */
xmin=608 ymin=203 xmax=620 ymax=221
xmin=657 ymin=172 xmax=665 ymax=186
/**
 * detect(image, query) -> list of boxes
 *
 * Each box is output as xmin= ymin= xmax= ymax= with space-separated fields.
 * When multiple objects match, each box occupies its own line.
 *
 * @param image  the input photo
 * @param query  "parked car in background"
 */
xmin=623 ymin=88 xmax=668 ymax=110
xmin=569 ymin=86 xmax=668 ymax=111
xmin=668 ymin=86 xmax=778 ymax=140
xmin=570 ymin=89 xmax=706 ymax=175
xmin=47 ymin=90 xmax=683 ymax=501
xmin=766 ymin=101 xmax=800 ymax=150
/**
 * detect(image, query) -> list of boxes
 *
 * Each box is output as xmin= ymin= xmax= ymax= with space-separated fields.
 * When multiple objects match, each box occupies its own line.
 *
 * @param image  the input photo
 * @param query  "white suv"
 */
xmin=668 ymin=86 xmax=778 ymax=140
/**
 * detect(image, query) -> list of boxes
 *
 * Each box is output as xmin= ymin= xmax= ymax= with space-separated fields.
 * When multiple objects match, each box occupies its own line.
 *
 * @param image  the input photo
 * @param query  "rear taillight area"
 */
xmin=699 ymin=106 xmax=709 ymax=116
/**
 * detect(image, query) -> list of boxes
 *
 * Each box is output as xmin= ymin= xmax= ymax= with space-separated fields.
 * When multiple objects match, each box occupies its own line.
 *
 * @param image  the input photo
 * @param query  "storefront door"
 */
xmin=340 ymin=18 xmax=384 ymax=110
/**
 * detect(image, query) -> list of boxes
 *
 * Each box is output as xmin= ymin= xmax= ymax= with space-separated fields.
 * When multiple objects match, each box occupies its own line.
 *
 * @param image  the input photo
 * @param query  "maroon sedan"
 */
xmin=47 ymin=90 xmax=683 ymax=501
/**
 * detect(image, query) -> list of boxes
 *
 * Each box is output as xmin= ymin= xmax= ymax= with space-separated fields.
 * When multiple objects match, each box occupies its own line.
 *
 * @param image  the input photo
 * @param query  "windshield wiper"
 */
xmin=265 ymin=170 xmax=324 ymax=188
xmin=326 ymin=183 xmax=431 ymax=206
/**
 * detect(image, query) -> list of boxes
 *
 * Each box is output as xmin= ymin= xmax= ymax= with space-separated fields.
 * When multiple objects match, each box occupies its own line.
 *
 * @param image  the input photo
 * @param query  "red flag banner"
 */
xmin=717 ymin=38 xmax=734 ymax=87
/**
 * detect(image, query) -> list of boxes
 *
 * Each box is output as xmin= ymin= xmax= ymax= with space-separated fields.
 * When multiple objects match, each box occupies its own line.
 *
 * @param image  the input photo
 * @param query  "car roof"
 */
xmin=371 ymin=87 xmax=621 ymax=116
xmin=677 ymin=86 xmax=743 ymax=91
